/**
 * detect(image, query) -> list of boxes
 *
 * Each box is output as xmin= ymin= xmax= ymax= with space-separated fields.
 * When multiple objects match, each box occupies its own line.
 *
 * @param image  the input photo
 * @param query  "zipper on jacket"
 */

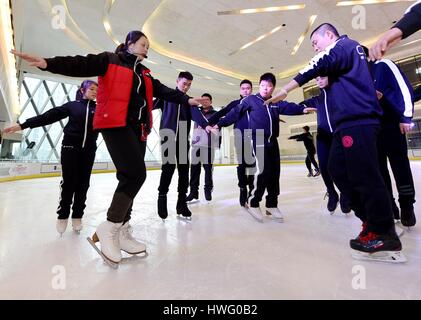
xmin=175 ymin=104 xmax=180 ymax=141
xmin=82 ymin=100 xmax=90 ymax=148
xmin=265 ymin=104 xmax=273 ymax=143
xmin=323 ymin=89 xmax=333 ymax=133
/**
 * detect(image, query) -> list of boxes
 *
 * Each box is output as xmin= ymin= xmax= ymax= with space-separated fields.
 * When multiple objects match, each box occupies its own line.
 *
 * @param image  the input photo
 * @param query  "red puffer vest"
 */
xmin=94 ymin=53 xmax=153 ymax=141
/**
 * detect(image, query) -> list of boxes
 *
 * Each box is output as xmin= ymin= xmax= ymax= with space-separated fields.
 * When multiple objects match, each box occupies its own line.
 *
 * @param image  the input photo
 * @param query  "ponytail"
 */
xmin=114 ymin=43 xmax=126 ymax=54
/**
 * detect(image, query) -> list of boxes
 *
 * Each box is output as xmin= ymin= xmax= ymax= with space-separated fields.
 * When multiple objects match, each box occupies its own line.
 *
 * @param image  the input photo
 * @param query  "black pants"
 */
xmin=57 ymin=141 xmax=96 ymax=219
xmin=305 ymin=152 xmax=319 ymax=173
xmin=189 ymin=146 xmax=215 ymax=194
xmin=248 ymin=140 xmax=280 ymax=208
xmin=317 ymin=132 xmax=336 ymax=192
xmin=158 ymin=137 xmax=190 ymax=199
xmin=328 ymin=124 xmax=394 ymax=234
xmin=102 ymin=126 xmax=147 ymax=223
xmin=235 ymin=136 xmax=254 ymax=191
xmin=378 ymin=122 xmax=415 ymax=208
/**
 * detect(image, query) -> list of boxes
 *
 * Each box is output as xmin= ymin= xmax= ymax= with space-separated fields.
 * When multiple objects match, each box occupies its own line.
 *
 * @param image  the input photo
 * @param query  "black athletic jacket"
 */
xmin=20 ymin=99 xmax=98 ymax=148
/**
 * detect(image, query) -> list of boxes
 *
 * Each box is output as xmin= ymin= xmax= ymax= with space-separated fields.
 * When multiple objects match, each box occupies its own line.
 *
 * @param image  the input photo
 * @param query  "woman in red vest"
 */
xmin=12 ymin=31 xmax=206 ymax=267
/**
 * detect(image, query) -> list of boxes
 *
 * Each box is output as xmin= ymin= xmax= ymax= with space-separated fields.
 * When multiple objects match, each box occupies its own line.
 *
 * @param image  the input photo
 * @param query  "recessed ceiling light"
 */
xmin=218 ymin=5 xmax=306 ymax=15
xmin=291 ymin=15 xmax=318 ymax=56
xmin=336 ymin=0 xmax=414 ymax=6
xmin=229 ymin=24 xmax=286 ymax=56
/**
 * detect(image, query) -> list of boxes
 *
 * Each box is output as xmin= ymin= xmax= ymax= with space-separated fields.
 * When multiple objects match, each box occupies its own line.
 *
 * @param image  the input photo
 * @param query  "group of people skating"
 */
xmin=2 ymin=1 xmax=420 ymax=266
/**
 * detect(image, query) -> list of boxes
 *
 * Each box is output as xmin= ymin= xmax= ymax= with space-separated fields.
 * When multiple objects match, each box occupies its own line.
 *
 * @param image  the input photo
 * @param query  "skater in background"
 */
xmin=288 ymin=125 xmax=320 ymax=177
xmin=214 ymin=73 xmax=315 ymax=223
xmin=154 ymin=71 xmax=211 ymax=221
xmin=363 ymin=46 xmax=416 ymax=227
xmin=186 ymin=93 xmax=219 ymax=203
xmin=211 ymin=79 xmax=254 ymax=207
xmin=266 ymin=23 xmax=404 ymax=262
xmin=299 ymin=77 xmax=351 ymax=214
xmin=11 ymin=30 xmax=206 ymax=267
xmin=3 ymin=80 xmax=98 ymax=236
xmin=369 ymin=0 xmax=421 ymax=61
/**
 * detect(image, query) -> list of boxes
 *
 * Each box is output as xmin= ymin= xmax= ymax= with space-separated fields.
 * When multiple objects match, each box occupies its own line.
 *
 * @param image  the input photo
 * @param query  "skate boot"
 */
xmin=307 ymin=171 xmax=313 ymax=177
xmin=87 ymin=221 xmax=122 ymax=267
xmin=313 ymin=169 xmax=321 ymax=177
xmin=56 ymin=218 xmax=68 ymax=236
xmin=177 ymin=198 xmax=192 ymax=221
xmin=325 ymin=190 xmax=339 ymax=214
xmin=400 ymin=204 xmax=416 ymax=228
xmin=204 ymin=189 xmax=212 ymax=202
xmin=265 ymin=207 xmax=284 ymax=222
xmin=350 ymin=228 xmax=406 ymax=263
xmin=247 ymin=207 xmax=264 ymax=223
xmin=157 ymin=194 xmax=168 ymax=221
xmin=186 ymin=191 xmax=199 ymax=203
xmin=72 ymin=218 xmax=83 ymax=233
xmin=239 ymin=188 xmax=248 ymax=207
xmin=119 ymin=223 xmax=147 ymax=255
xmin=339 ymin=193 xmax=351 ymax=214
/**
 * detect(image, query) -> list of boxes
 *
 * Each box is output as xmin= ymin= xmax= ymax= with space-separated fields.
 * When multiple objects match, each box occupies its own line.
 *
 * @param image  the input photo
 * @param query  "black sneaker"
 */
xmin=239 ymin=188 xmax=248 ymax=207
xmin=339 ymin=193 xmax=352 ymax=214
xmin=176 ymin=199 xmax=192 ymax=218
xmin=204 ymin=189 xmax=212 ymax=201
xmin=350 ymin=229 xmax=402 ymax=253
xmin=186 ymin=192 xmax=199 ymax=203
xmin=400 ymin=204 xmax=416 ymax=227
xmin=325 ymin=190 xmax=339 ymax=213
xmin=157 ymin=195 xmax=168 ymax=220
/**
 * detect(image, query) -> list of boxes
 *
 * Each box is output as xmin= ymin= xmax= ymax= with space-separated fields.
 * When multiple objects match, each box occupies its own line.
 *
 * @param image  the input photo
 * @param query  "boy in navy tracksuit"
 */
xmin=215 ymin=73 xmax=311 ymax=223
xmin=211 ymin=79 xmax=254 ymax=207
xmin=365 ymin=54 xmax=416 ymax=227
xmin=288 ymin=126 xmax=320 ymax=177
xmin=268 ymin=24 xmax=403 ymax=260
xmin=300 ymin=77 xmax=351 ymax=214
xmin=153 ymin=72 xmax=210 ymax=220
xmin=186 ymin=93 xmax=219 ymax=202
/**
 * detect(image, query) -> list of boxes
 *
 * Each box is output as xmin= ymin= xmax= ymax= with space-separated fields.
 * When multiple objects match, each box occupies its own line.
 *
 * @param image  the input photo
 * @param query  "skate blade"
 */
xmin=177 ymin=215 xmax=192 ymax=222
xmin=186 ymin=199 xmax=199 ymax=204
xmin=121 ymin=250 xmax=149 ymax=259
xmin=86 ymin=237 xmax=119 ymax=269
xmin=351 ymin=250 xmax=407 ymax=263
xmin=246 ymin=209 xmax=264 ymax=223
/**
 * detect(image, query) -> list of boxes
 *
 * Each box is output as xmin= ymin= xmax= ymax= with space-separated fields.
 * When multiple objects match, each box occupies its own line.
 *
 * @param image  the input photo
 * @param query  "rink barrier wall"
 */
xmin=0 ymin=157 xmax=420 ymax=183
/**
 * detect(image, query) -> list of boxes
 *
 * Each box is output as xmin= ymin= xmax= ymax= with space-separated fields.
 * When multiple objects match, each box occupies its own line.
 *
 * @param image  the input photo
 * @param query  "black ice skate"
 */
xmin=339 ymin=193 xmax=351 ymax=214
xmin=350 ymin=229 xmax=406 ymax=263
xmin=400 ymin=204 xmax=416 ymax=228
xmin=204 ymin=189 xmax=212 ymax=202
xmin=239 ymin=188 xmax=248 ymax=207
xmin=157 ymin=194 xmax=168 ymax=221
xmin=177 ymin=198 xmax=192 ymax=221
xmin=325 ymin=190 xmax=339 ymax=214
xmin=186 ymin=191 xmax=199 ymax=204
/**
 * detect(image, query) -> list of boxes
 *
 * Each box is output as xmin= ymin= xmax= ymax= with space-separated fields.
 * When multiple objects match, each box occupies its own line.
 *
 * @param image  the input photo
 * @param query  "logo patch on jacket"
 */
xmin=342 ymin=136 xmax=354 ymax=148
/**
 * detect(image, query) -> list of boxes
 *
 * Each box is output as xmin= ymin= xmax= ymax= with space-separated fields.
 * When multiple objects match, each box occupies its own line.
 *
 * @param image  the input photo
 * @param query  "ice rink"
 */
xmin=0 ymin=162 xmax=420 ymax=299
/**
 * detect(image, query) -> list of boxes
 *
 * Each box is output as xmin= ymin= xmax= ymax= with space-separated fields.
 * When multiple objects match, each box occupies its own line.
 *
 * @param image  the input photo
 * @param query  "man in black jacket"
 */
xmin=289 ymin=126 xmax=320 ymax=177
xmin=154 ymin=72 xmax=210 ymax=220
